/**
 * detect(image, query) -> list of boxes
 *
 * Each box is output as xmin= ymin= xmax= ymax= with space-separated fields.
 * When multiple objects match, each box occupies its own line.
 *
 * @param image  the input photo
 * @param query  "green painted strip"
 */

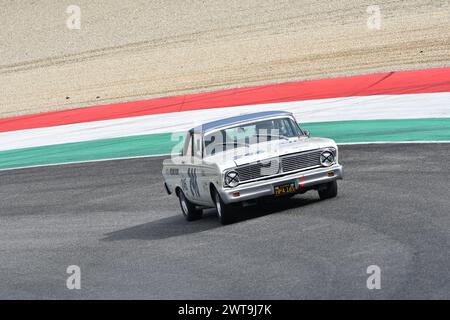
xmin=302 ymin=118 xmax=450 ymax=143
xmin=0 ymin=133 xmax=183 ymax=170
xmin=1 ymin=118 xmax=450 ymax=170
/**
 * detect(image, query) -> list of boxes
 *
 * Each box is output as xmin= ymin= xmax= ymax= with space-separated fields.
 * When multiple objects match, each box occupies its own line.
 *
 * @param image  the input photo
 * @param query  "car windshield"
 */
xmin=204 ymin=117 xmax=303 ymax=156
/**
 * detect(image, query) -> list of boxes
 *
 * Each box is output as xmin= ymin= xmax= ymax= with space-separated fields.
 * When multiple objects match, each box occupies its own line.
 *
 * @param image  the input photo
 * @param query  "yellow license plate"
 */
xmin=274 ymin=182 xmax=296 ymax=196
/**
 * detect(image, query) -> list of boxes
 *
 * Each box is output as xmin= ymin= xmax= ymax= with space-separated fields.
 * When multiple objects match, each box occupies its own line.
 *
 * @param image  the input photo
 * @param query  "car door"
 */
xmin=178 ymin=132 xmax=203 ymax=204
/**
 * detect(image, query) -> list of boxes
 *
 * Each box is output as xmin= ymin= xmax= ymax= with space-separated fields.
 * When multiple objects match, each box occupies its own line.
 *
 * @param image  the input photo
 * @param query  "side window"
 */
xmin=183 ymin=132 xmax=202 ymax=158
xmin=184 ymin=134 xmax=193 ymax=156
xmin=193 ymin=133 xmax=202 ymax=158
xmin=289 ymin=119 xmax=303 ymax=136
xmin=280 ymin=119 xmax=295 ymax=136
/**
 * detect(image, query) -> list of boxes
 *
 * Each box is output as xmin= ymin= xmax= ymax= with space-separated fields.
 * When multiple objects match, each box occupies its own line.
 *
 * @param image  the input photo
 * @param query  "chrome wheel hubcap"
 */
xmin=215 ymin=194 xmax=222 ymax=217
xmin=181 ymin=196 xmax=188 ymax=215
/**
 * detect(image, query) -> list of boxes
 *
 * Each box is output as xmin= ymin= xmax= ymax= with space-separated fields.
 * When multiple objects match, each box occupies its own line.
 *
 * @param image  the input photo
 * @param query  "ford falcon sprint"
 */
xmin=163 ymin=111 xmax=343 ymax=224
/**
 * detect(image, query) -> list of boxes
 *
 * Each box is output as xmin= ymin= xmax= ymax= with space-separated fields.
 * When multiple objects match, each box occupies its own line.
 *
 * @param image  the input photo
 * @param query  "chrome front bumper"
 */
xmin=219 ymin=164 xmax=343 ymax=204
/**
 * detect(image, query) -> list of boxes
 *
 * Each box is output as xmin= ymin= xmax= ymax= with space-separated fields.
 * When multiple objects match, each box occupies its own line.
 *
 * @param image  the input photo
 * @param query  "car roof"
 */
xmin=190 ymin=110 xmax=293 ymax=133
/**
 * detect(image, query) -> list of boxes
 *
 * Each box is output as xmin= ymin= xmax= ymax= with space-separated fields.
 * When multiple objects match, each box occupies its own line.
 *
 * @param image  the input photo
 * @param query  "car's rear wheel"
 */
xmin=214 ymin=191 xmax=238 ymax=225
xmin=178 ymin=190 xmax=202 ymax=221
xmin=318 ymin=180 xmax=338 ymax=200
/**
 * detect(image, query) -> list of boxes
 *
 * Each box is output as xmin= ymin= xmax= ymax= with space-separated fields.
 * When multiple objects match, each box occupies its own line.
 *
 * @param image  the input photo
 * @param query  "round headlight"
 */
xmin=225 ymin=171 xmax=239 ymax=187
xmin=320 ymin=150 xmax=335 ymax=167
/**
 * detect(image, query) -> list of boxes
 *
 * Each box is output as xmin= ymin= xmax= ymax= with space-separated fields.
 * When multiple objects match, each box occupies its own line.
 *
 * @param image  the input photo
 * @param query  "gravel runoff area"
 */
xmin=1 ymin=0 xmax=449 ymax=117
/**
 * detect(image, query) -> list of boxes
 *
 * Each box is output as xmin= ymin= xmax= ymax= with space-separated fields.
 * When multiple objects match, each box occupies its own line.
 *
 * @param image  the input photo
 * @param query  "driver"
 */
xmin=255 ymin=120 xmax=274 ymax=143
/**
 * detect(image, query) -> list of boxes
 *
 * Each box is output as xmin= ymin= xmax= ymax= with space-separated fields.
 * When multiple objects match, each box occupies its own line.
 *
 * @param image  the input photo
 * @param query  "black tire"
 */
xmin=318 ymin=180 xmax=338 ymax=200
xmin=178 ymin=190 xmax=202 ymax=221
xmin=214 ymin=190 xmax=238 ymax=225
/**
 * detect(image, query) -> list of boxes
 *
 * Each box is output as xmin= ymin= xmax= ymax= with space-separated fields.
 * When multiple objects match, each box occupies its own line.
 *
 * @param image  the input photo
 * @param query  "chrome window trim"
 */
xmin=203 ymin=115 xmax=300 ymax=137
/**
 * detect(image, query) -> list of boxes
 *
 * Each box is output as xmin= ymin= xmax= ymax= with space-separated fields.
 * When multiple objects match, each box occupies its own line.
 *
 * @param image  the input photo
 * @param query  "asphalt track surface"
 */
xmin=0 ymin=143 xmax=449 ymax=299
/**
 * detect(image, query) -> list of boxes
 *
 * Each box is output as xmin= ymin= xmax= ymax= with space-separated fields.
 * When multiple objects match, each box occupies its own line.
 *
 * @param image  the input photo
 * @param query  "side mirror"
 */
xmin=303 ymin=130 xmax=311 ymax=137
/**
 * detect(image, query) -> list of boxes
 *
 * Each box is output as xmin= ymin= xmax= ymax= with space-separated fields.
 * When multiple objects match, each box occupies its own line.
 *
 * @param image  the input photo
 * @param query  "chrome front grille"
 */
xmin=281 ymin=149 xmax=322 ymax=173
xmin=235 ymin=160 xmax=280 ymax=181
xmin=235 ymin=149 xmax=322 ymax=183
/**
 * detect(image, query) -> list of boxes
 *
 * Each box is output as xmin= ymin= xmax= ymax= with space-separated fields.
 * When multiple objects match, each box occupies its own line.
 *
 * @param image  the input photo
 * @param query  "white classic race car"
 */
xmin=163 ymin=111 xmax=343 ymax=224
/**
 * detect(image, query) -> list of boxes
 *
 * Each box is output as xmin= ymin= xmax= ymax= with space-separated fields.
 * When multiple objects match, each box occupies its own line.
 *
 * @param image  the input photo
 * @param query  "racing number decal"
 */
xmin=188 ymin=168 xmax=201 ymax=198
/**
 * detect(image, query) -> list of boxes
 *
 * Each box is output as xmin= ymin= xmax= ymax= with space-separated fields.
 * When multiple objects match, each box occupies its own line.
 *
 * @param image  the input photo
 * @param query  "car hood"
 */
xmin=204 ymin=136 xmax=337 ymax=171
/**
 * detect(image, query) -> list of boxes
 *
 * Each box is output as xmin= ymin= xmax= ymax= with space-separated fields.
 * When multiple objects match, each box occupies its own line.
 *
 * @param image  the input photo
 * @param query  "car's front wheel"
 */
xmin=318 ymin=180 xmax=338 ymax=200
xmin=178 ymin=189 xmax=202 ymax=221
xmin=214 ymin=191 xmax=238 ymax=225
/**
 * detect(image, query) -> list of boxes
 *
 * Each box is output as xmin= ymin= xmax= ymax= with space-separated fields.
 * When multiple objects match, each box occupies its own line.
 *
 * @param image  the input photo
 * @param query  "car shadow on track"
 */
xmin=102 ymin=195 xmax=319 ymax=242
xmin=101 ymin=212 xmax=220 ymax=241
xmin=234 ymin=196 xmax=319 ymax=223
